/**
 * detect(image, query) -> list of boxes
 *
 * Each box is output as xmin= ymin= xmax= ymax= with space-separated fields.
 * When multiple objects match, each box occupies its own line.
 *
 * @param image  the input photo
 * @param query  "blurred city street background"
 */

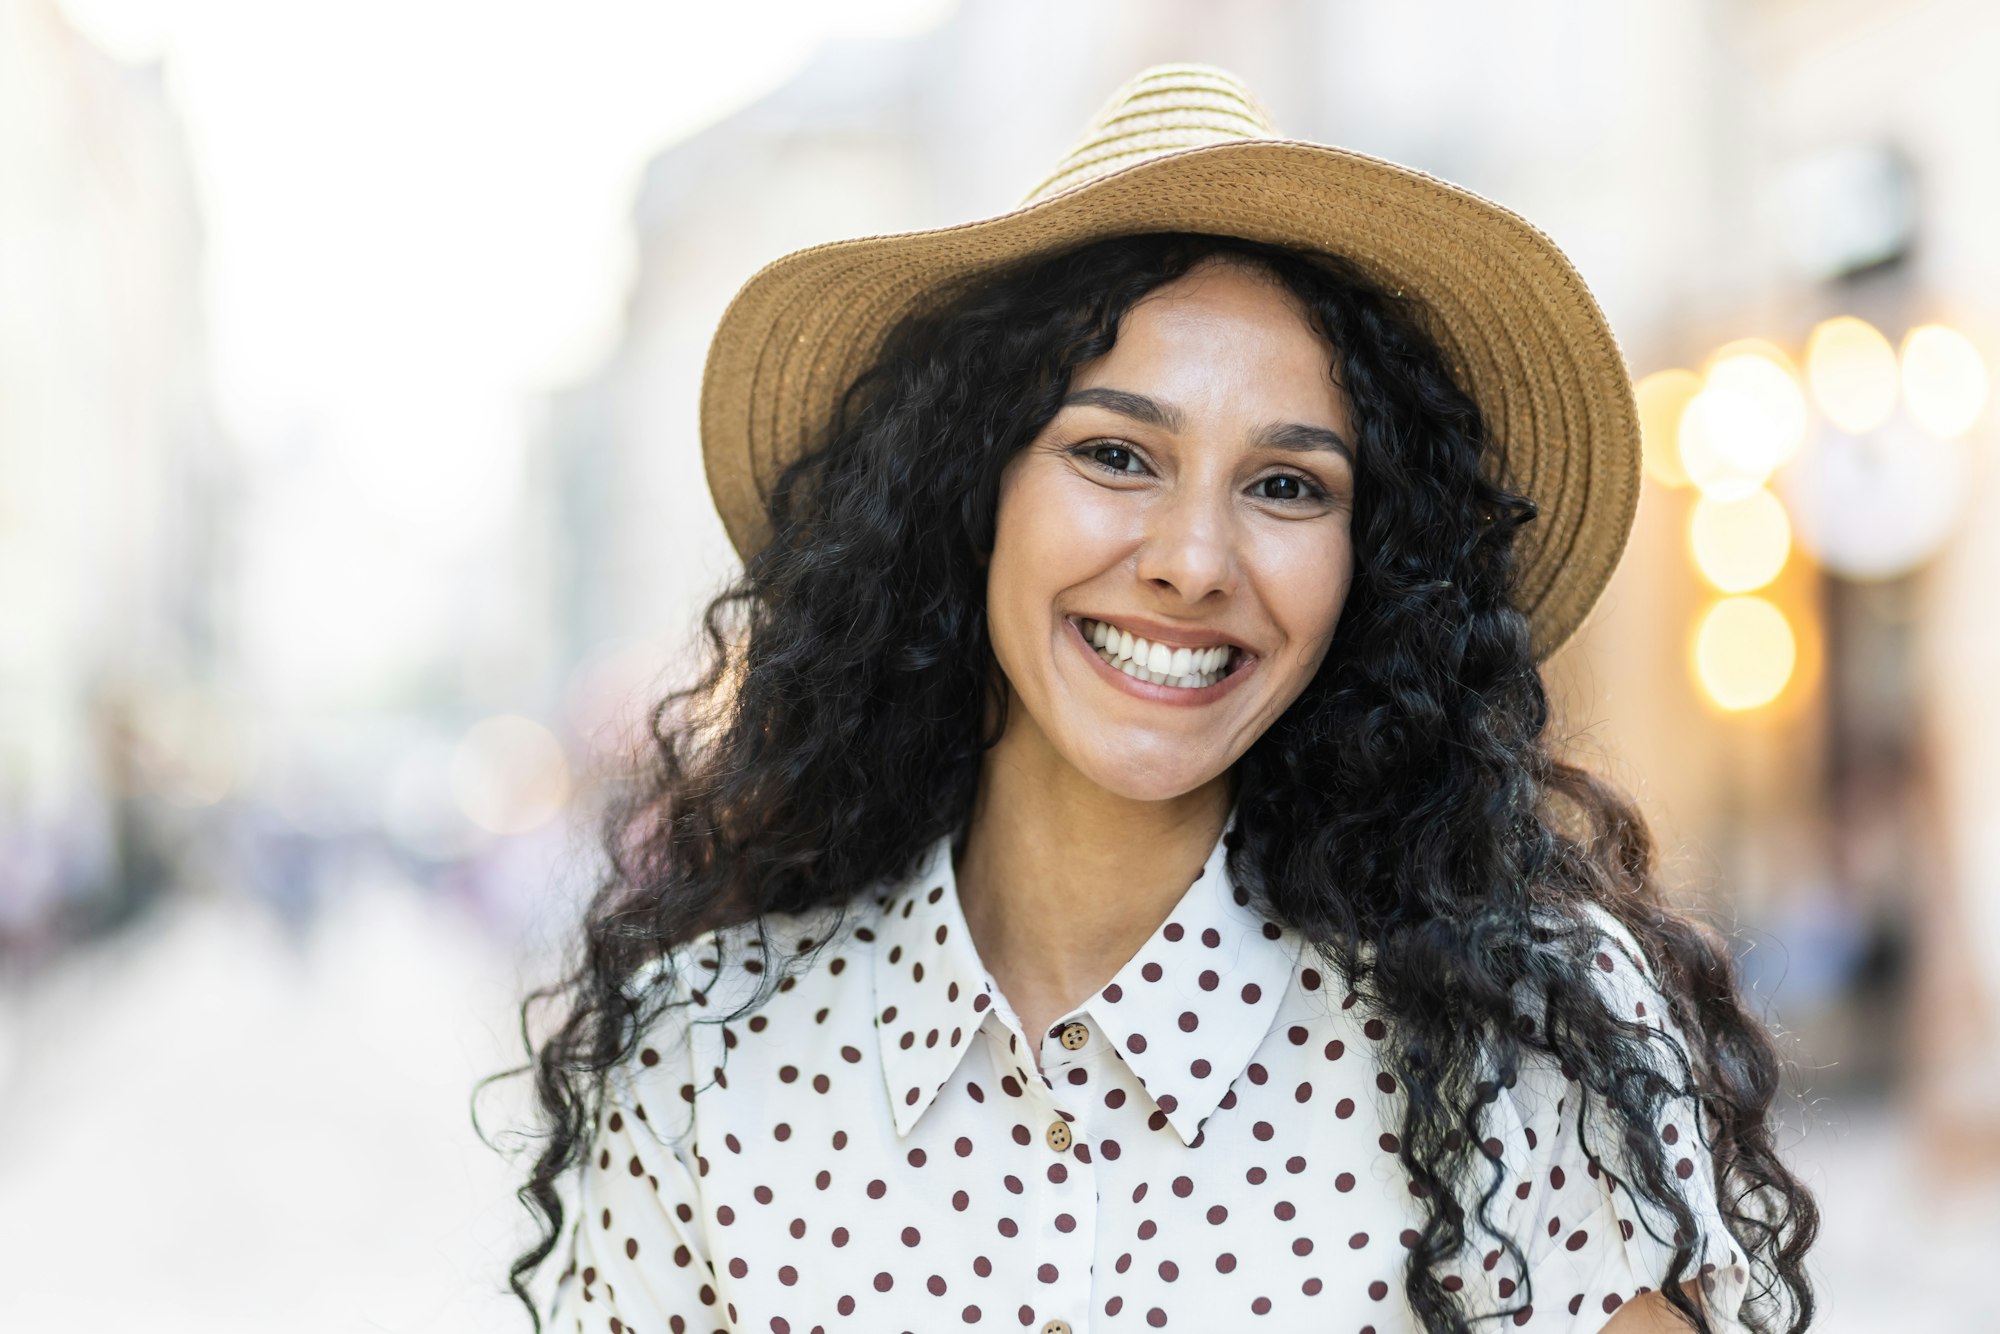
xmin=3 ymin=0 xmax=1996 ymax=1327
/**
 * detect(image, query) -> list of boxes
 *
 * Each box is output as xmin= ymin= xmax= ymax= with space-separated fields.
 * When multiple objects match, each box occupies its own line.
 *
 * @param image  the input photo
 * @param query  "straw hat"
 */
xmin=699 ymin=63 xmax=1640 ymax=661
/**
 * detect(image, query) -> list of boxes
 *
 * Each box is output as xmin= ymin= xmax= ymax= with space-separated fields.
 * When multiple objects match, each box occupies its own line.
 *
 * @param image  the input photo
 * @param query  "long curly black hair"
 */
xmin=484 ymin=231 xmax=1818 ymax=1332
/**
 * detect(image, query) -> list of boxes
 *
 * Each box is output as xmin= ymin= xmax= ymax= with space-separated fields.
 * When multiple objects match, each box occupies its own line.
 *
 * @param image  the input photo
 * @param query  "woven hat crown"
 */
xmin=1024 ymin=64 xmax=1280 ymax=204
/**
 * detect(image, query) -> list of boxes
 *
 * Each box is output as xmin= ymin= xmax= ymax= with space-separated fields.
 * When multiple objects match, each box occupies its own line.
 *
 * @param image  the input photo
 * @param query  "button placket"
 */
xmin=1029 ymin=1071 xmax=1095 ymax=1334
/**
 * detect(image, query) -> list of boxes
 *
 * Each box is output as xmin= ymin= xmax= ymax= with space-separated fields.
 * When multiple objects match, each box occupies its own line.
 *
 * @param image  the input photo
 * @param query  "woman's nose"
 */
xmin=1133 ymin=483 xmax=1238 ymax=605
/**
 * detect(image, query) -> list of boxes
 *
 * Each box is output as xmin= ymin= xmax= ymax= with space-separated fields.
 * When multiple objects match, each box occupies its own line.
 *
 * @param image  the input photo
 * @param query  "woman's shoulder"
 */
xmin=627 ymin=894 xmax=879 ymax=1021
xmin=610 ymin=890 xmax=890 ymax=1089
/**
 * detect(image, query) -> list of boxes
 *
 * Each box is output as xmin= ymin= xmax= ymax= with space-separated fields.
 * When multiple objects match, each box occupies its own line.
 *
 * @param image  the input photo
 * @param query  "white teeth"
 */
xmin=1079 ymin=617 xmax=1235 ymax=691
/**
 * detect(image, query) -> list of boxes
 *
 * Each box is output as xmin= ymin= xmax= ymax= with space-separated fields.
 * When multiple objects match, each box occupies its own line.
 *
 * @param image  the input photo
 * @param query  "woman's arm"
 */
xmin=542 ymin=1076 xmax=730 ymax=1332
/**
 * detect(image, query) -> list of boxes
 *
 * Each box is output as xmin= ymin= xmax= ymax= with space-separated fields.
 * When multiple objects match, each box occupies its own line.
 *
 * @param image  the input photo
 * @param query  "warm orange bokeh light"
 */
xmin=1806 ymin=315 xmax=1899 ymax=434
xmin=1692 ymin=596 xmax=1798 ymax=711
xmin=1636 ymin=368 xmax=1700 ymax=489
xmin=1900 ymin=323 xmax=1990 ymax=437
xmin=1689 ymin=487 xmax=1792 ymax=593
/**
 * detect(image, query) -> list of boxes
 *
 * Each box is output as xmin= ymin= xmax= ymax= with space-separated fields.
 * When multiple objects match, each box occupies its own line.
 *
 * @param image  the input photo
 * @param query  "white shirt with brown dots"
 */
xmin=543 ymin=815 xmax=1751 ymax=1333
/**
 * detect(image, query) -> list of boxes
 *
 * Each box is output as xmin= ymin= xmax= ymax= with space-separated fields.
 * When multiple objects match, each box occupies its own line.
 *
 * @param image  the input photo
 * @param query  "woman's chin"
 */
xmin=1063 ymin=749 xmax=1230 ymax=805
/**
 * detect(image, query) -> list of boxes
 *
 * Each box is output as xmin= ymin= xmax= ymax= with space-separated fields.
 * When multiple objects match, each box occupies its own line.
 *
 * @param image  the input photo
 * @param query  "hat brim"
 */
xmin=699 ymin=138 xmax=1640 ymax=662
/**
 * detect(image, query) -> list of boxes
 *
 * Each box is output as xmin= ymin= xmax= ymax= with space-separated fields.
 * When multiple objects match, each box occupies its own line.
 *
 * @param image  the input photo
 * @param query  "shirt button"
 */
xmin=1042 ymin=1322 xmax=1073 ymax=1334
xmin=1045 ymin=1119 xmax=1073 ymax=1152
xmin=1058 ymin=1021 xmax=1090 ymax=1050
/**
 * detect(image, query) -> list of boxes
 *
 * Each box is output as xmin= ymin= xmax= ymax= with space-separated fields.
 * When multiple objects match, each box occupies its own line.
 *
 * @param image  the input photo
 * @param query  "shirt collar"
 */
xmin=870 ymin=808 xmax=1302 ymax=1146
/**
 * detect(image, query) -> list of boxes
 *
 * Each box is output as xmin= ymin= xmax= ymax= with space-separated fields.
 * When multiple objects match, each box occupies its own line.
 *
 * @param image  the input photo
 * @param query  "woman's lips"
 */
xmin=1065 ymin=616 xmax=1254 ymax=706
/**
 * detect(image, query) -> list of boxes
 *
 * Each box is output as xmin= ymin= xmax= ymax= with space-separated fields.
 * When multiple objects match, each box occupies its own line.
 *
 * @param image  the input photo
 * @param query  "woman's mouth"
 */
xmin=1073 ymin=616 xmax=1246 ymax=691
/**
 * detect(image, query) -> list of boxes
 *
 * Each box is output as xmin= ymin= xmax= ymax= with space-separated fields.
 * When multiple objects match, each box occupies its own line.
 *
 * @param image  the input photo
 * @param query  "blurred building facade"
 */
xmin=0 ymin=0 xmax=230 ymax=959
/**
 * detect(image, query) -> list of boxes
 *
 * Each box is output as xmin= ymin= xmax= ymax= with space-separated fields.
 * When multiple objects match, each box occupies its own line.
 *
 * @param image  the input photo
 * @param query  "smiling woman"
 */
xmin=493 ymin=65 xmax=1818 ymax=1334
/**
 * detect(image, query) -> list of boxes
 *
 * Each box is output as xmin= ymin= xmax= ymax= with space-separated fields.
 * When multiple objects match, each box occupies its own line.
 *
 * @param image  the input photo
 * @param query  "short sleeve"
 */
xmin=1485 ymin=906 xmax=1751 ymax=1330
xmin=543 ymin=981 xmax=731 ymax=1333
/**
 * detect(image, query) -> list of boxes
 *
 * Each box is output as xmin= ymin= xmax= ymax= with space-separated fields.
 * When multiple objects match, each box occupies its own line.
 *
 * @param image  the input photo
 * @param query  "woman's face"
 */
xmin=986 ymin=256 xmax=1358 ymax=802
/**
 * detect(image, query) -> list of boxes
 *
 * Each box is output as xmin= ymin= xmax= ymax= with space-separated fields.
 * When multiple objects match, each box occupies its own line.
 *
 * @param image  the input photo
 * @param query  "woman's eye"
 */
xmin=1076 ymin=442 xmax=1145 ymax=475
xmin=1254 ymin=473 xmax=1327 ymax=503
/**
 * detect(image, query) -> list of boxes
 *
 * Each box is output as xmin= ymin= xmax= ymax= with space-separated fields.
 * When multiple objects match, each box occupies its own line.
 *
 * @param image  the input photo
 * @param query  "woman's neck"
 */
xmin=954 ymin=727 xmax=1232 ymax=1047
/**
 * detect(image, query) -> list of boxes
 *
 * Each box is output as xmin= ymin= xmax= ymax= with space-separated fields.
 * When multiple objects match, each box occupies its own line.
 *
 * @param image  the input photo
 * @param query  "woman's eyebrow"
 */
xmin=1060 ymin=386 xmax=1353 ymax=464
xmin=1252 ymin=420 xmax=1354 ymax=464
xmin=1061 ymin=386 xmax=1183 ymax=431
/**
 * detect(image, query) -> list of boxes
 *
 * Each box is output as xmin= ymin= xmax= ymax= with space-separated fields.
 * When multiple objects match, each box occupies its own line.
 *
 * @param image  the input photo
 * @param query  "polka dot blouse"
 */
xmin=544 ymin=816 xmax=1750 ymax=1332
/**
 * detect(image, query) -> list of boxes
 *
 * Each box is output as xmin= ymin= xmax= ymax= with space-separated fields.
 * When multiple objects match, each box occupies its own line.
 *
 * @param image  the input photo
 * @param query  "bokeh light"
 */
xmin=1678 ymin=390 xmax=1778 ymax=500
xmin=1806 ymin=315 xmax=1899 ymax=434
xmin=1693 ymin=596 xmax=1798 ymax=712
xmin=1689 ymin=487 xmax=1792 ymax=593
xmin=1682 ymin=349 xmax=1809 ymax=490
xmin=1777 ymin=422 xmax=1972 ymax=580
xmin=449 ymin=715 xmax=572 ymax=836
xmin=1900 ymin=323 xmax=1990 ymax=437
xmin=1635 ymin=368 xmax=1700 ymax=488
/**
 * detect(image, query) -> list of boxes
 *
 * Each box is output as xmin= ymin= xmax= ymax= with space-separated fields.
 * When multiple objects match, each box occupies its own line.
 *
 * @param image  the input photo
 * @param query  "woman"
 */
xmin=499 ymin=66 xmax=1817 ymax=1332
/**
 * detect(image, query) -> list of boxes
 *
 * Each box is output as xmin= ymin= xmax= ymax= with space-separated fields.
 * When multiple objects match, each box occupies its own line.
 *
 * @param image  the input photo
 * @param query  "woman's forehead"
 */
xmin=1068 ymin=265 xmax=1351 ymax=432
